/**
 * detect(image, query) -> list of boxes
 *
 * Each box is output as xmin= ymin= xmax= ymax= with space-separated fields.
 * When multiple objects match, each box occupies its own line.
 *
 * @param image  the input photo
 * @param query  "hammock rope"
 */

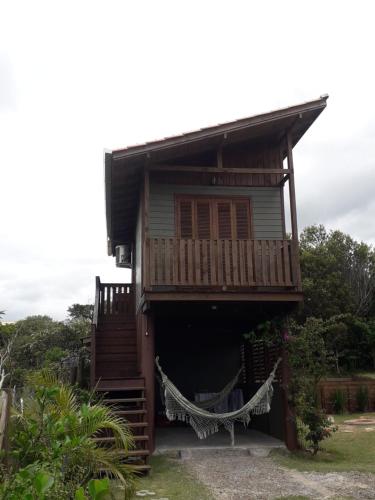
xmin=155 ymin=356 xmax=281 ymax=445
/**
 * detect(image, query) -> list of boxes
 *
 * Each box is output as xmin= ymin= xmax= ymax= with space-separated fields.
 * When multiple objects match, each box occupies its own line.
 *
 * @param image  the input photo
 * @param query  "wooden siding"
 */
xmin=147 ymin=238 xmax=295 ymax=288
xmin=149 ymin=184 xmax=283 ymax=240
xmin=223 ymin=142 xmax=281 ymax=170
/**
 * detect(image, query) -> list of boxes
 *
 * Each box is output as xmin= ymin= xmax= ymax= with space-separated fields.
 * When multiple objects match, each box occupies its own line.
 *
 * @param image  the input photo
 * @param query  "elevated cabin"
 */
xmin=91 ymin=97 xmax=327 ymax=466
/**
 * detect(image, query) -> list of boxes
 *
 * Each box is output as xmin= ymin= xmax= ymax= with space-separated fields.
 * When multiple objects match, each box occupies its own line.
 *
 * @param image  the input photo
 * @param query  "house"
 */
xmin=91 ymin=96 xmax=328 ymax=469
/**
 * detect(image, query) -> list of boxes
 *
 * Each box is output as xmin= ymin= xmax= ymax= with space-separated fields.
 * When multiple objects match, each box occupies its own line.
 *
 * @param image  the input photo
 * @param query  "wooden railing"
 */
xmin=93 ymin=276 xmax=101 ymax=327
xmin=147 ymin=238 xmax=298 ymax=289
xmin=97 ymin=282 xmax=134 ymax=319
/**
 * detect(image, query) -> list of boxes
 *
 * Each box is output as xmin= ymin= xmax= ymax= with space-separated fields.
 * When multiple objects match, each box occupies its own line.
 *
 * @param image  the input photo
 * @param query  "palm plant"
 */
xmin=7 ymin=371 xmax=137 ymax=498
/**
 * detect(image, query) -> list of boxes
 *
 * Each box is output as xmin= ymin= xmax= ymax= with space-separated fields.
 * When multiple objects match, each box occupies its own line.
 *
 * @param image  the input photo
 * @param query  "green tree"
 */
xmin=67 ymin=304 xmax=94 ymax=322
xmin=299 ymin=225 xmax=375 ymax=319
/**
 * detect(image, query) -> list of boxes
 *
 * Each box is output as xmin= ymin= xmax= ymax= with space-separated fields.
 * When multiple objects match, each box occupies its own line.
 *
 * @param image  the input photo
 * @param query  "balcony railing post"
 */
xmin=286 ymin=133 xmax=302 ymax=290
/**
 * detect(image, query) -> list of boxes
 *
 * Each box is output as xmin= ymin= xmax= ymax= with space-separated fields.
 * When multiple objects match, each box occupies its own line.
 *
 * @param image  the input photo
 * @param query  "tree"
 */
xmin=67 ymin=304 xmax=94 ymax=322
xmin=299 ymin=225 xmax=375 ymax=319
xmin=0 ymin=315 xmax=82 ymax=387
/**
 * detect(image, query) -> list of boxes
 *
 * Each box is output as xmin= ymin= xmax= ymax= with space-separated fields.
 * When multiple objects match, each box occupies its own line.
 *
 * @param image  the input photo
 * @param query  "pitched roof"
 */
xmin=110 ymin=95 xmax=328 ymax=162
xmin=105 ymin=95 xmax=328 ymax=253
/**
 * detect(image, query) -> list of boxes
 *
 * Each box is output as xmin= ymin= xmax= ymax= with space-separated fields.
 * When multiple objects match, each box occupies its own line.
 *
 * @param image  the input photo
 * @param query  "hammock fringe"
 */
xmin=156 ymin=356 xmax=281 ymax=441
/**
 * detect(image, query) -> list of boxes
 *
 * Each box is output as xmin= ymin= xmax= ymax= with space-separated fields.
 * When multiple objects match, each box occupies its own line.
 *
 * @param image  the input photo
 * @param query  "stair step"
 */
xmin=125 ymin=450 xmax=150 ymax=457
xmin=98 ymin=387 xmax=145 ymax=393
xmin=134 ymin=435 xmax=149 ymax=442
xmin=133 ymin=464 xmax=151 ymax=472
xmin=128 ymin=422 xmax=148 ymax=428
xmin=103 ymin=397 xmax=145 ymax=404
xmin=114 ymin=409 xmax=147 ymax=416
xmin=98 ymin=464 xmax=151 ymax=473
xmin=93 ymin=437 xmax=117 ymax=443
xmin=93 ymin=435 xmax=149 ymax=443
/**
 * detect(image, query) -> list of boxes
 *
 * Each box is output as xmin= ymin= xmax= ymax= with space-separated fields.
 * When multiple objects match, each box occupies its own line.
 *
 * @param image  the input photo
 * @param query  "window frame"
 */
xmin=175 ymin=194 xmax=253 ymax=240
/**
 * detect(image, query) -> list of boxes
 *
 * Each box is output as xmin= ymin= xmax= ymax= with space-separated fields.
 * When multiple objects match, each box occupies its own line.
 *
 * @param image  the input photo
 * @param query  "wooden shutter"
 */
xmin=196 ymin=201 xmax=211 ymax=239
xmin=234 ymin=201 xmax=251 ymax=239
xmin=217 ymin=202 xmax=232 ymax=239
xmin=179 ymin=200 xmax=193 ymax=238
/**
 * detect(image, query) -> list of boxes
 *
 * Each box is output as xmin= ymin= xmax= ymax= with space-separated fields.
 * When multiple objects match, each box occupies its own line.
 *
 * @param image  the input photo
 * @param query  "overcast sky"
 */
xmin=1 ymin=1 xmax=374 ymax=321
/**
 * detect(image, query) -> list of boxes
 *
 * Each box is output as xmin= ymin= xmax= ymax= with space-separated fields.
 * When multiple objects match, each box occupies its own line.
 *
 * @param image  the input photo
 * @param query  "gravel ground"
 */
xmin=183 ymin=455 xmax=375 ymax=500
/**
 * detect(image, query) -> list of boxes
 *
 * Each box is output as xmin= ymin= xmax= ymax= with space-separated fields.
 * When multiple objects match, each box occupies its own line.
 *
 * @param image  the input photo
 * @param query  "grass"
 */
xmin=274 ymin=412 xmax=375 ymax=473
xmin=326 ymin=370 xmax=375 ymax=379
xmin=354 ymin=371 xmax=375 ymax=380
xmin=125 ymin=456 xmax=213 ymax=499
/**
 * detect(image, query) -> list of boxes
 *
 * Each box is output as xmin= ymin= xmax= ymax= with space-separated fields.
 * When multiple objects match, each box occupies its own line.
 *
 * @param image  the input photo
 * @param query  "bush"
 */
xmin=0 ymin=371 xmax=137 ymax=499
xmin=288 ymin=318 xmax=336 ymax=453
xmin=356 ymin=386 xmax=369 ymax=412
xmin=331 ymin=389 xmax=346 ymax=414
xmin=300 ymin=406 xmax=337 ymax=455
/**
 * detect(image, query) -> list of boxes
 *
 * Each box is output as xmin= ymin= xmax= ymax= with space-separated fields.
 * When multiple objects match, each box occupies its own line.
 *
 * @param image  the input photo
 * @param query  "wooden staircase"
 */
xmin=91 ymin=278 xmax=151 ymax=471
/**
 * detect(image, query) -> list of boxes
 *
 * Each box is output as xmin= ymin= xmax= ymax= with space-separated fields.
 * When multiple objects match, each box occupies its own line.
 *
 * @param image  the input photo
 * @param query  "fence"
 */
xmin=319 ymin=378 xmax=375 ymax=413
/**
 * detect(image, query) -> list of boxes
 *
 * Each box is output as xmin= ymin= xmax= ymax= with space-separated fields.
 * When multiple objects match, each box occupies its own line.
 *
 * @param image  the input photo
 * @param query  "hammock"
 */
xmin=156 ymin=356 xmax=281 ymax=445
xmin=194 ymin=366 xmax=243 ymax=410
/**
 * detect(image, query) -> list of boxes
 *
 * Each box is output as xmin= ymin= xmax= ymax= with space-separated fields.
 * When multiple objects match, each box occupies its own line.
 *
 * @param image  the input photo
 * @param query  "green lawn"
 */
xmin=127 ymin=456 xmax=213 ymax=500
xmin=274 ymin=413 xmax=375 ymax=473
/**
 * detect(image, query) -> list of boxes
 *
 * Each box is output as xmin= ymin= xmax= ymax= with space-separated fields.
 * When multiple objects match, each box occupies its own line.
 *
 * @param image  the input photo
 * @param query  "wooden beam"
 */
xmin=138 ymin=311 xmax=155 ymax=452
xmin=278 ymin=173 xmax=290 ymax=186
xmin=148 ymin=165 xmax=291 ymax=175
xmin=286 ymin=132 xmax=302 ymax=291
xmin=143 ymin=170 xmax=150 ymax=291
xmin=144 ymin=291 xmax=303 ymax=302
xmin=281 ymin=346 xmax=298 ymax=450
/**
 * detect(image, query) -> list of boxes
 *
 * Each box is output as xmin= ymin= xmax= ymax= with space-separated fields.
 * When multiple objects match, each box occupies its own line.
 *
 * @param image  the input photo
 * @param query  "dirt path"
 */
xmin=184 ymin=455 xmax=375 ymax=499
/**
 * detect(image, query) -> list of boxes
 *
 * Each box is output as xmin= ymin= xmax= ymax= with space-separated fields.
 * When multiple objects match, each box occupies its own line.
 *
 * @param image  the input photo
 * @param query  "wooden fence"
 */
xmin=319 ymin=378 xmax=375 ymax=413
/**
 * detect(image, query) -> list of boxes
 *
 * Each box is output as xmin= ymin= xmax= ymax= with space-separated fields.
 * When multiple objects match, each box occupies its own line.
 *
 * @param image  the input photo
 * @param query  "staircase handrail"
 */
xmin=93 ymin=276 xmax=101 ymax=328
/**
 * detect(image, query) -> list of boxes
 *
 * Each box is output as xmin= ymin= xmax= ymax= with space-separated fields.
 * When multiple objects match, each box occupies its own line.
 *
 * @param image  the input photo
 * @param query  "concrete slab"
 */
xmin=155 ymin=425 xmax=285 ymax=458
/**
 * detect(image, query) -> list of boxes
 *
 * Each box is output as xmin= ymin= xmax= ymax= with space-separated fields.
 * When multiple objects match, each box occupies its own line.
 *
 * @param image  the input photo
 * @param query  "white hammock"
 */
xmin=156 ymin=357 xmax=281 ymax=445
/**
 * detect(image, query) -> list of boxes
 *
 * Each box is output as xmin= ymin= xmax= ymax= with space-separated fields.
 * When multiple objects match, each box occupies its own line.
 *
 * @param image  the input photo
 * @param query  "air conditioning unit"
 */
xmin=115 ymin=244 xmax=132 ymax=268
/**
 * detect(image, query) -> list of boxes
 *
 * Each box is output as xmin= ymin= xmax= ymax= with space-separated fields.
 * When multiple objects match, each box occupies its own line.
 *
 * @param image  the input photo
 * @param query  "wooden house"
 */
xmin=91 ymin=97 xmax=328 ymax=468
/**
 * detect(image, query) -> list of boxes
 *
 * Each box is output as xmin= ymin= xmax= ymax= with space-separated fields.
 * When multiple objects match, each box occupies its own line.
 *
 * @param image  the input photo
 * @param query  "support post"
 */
xmin=143 ymin=170 xmax=150 ymax=291
xmin=140 ymin=310 xmax=155 ymax=453
xmin=286 ymin=133 xmax=302 ymax=291
xmin=281 ymin=345 xmax=298 ymax=450
xmin=90 ymin=323 xmax=96 ymax=389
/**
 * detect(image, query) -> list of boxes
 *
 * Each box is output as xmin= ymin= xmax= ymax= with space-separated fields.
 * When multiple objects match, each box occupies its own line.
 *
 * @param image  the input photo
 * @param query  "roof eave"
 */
xmin=111 ymin=95 xmax=328 ymax=162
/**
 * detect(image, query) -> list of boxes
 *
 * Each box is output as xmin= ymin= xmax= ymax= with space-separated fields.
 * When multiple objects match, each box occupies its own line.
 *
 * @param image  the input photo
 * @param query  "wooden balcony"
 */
xmin=146 ymin=238 xmax=300 ymax=291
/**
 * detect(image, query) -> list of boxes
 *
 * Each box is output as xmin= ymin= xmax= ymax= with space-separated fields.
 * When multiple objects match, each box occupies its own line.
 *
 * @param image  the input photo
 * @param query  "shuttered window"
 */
xmin=217 ymin=202 xmax=232 ymax=239
xmin=196 ymin=201 xmax=211 ymax=239
xmin=234 ymin=201 xmax=251 ymax=239
xmin=176 ymin=196 xmax=252 ymax=239
xmin=179 ymin=200 xmax=193 ymax=238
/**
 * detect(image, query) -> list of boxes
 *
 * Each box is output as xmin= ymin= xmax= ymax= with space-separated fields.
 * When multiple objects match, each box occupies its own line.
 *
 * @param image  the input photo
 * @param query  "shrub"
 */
xmin=331 ymin=389 xmax=346 ymax=414
xmin=300 ymin=406 xmax=337 ymax=455
xmin=0 ymin=371 xmax=137 ymax=499
xmin=356 ymin=385 xmax=369 ymax=412
xmin=296 ymin=417 xmax=309 ymax=450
